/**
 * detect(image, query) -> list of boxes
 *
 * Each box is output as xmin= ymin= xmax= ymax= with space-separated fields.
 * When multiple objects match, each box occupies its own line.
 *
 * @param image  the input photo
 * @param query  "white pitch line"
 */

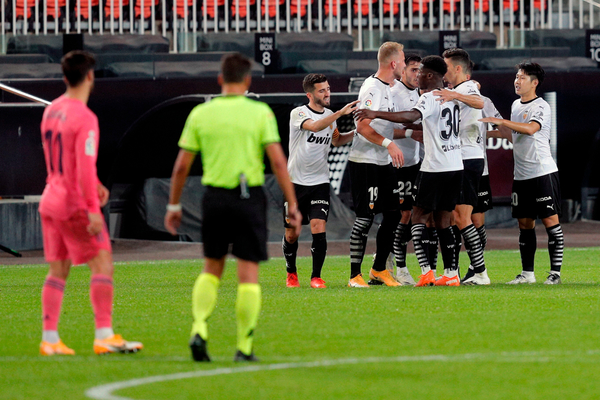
xmin=85 ymin=350 xmax=600 ymax=400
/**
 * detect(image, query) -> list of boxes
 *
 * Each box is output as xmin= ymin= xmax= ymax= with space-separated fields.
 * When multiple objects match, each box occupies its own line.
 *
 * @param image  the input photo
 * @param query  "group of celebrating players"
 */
xmin=36 ymin=45 xmax=563 ymax=362
xmin=283 ymin=43 xmax=564 ymax=290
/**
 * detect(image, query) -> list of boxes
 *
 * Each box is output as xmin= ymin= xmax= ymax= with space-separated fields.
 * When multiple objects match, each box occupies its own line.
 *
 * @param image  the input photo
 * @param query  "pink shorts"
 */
xmin=41 ymin=210 xmax=112 ymax=265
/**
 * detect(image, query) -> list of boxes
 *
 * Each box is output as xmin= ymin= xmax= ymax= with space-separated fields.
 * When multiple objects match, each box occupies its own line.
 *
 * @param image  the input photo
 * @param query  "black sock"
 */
xmin=426 ymin=227 xmax=438 ymax=272
xmin=461 ymin=224 xmax=486 ymax=273
xmin=452 ymin=225 xmax=462 ymax=269
xmin=393 ymin=223 xmax=410 ymax=268
xmin=438 ymin=226 xmax=458 ymax=271
xmin=519 ymin=228 xmax=537 ymax=272
xmin=373 ymin=211 xmax=400 ymax=272
xmin=282 ymin=237 xmax=298 ymax=274
xmin=411 ymin=223 xmax=430 ymax=272
xmin=311 ymin=232 xmax=327 ymax=279
xmin=476 ymin=224 xmax=488 ymax=251
xmin=546 ymin=224 xmax=564 ymax=273
xmin=350 ymin=217 xmax=373 ymax=278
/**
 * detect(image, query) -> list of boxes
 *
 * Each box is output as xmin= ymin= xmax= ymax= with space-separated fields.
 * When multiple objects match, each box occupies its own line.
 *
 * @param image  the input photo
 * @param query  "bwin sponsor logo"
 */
xmin=307 ymin=133 xmax=331 ymax=145
xmin=536 ymin=196 xmax=552 ymax=202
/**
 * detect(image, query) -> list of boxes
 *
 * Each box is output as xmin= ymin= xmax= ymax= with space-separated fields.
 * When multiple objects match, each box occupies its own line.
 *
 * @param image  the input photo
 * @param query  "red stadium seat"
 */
xmin=324 ymin=0 xmax=348 ymax=17
xmin=134 ymin=0 xmax=159 ymax=18
xmin=231 ymin=0 xmax=256 ymax=18
xmin=75 ymin=0 xmax=99 ymax=20
xmin=15 ymin=0 xmax=38 ymax=18
xmin=104 ymin=0 xmax=130 ymax=19
xmin=290 ymin=0 xmax=313 ymax=17
xmin=45 ymin=0 xmax=66 ymax=19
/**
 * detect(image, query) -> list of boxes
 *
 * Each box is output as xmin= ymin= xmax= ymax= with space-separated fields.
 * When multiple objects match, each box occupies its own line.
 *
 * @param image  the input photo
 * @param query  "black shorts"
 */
xmin=349 ymin=161 xmax=399 ymax=217
xmin=413 ymin=170 xmax=463 ymax=212
xmin=512 ymin=172 xmax=562 ymax=220
xmin=458 ymin=159 xmax=484 ymax=207
xmin=202 ymin=186 xmax=268 ymax=262
xmin=395 ymin=163 xmax=421 ymax=211
xmin=283 ymin=182 xmax=330 ymax=227
xmin=473 ymin=174 xmax=493 ymax=214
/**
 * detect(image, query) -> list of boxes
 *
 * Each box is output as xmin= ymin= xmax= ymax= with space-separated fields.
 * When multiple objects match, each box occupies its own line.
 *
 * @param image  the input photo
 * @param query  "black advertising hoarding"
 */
xmin=586 ymin=29 xmax=600 ymax=68
xmin=255 ymin=33 xmax=278 ymax=74
xmin=439 ymin=30 xmax=460 ymax=55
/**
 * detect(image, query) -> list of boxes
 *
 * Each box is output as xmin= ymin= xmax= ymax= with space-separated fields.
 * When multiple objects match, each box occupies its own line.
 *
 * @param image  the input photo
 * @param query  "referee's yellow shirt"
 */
xmin=178 ymin=95 xmax=280 ymax=189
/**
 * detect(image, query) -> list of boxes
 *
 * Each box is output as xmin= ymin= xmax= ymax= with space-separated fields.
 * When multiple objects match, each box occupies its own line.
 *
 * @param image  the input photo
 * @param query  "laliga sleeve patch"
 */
xmin=85 ymin=130 xmax=96 ymax=156
xmin=364 ymin=99 xmax=373 ymax=108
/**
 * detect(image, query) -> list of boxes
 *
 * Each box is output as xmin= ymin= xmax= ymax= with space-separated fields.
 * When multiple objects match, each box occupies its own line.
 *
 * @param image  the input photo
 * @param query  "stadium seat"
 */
xmin=45 ymin=0 xmax=67 ymax=19
xmin=230 ymin=0 xmax=256 ymax=18
xmin=14 ymin=0 xmax=38 ymax=19
xmin=323 ymin=0 xmax=348 ymax=17
xmin=75 ymin=0 xmax=99 ymax=20
xmin=104 ymin=0 xmax=130 ymax=19
xmin=290 ymin=0 xmax=314 ymax=17
xmin=135 ymin=0 xmax=160 ymax=18
xmin=0 ymin=63 xmax=63 ymax=79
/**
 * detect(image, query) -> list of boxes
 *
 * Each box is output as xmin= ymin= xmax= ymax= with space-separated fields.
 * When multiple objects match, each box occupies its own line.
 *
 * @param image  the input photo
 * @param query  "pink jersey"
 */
xmin=39 ymin=95 xmax=101 ymax=220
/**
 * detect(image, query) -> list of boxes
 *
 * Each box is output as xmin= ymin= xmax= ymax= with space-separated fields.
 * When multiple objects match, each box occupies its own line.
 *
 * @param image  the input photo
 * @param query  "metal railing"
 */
xmin=1 ymin=0 xmax=599 ymax=51
xmin=0 ymin=82 xmax=50 ymax=106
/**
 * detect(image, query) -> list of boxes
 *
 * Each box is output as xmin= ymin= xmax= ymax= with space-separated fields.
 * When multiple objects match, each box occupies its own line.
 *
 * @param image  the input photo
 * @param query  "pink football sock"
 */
xmin=42 ymin=276 xmax=66 ymax=331
xmin=90 ymin=274 xmax=114 ymax=329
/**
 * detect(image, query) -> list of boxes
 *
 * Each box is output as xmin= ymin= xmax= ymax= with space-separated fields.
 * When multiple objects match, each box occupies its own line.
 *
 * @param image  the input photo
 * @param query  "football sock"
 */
xmin=438 ymin=226 xmax=458 ymax=272
xmin=95 ymin=328 xmax=114 ymax=340
xmin=519 ymin=228 xmax=537 ymax=272
xmin=411 ymin=223 xmax=431 ymax=274
xmin=311 ymin=232 xmax=327 ymax=279
xmin=461 ymin=224 xmax=486 ymax=273
xmin=282 ymin=237 xmax=298 ymax=274
xmin=236 ymin=283 xmax=261 ymax=356
xmin=476 ymin=224 xmax=488 ymax=251
xmin=426 ymin=226 xmax=439 ymax=272
xmin=393 ymin=223 xmax=410 ymax=268
xmin=42 ymin=330 xmax=60 ymax=344
xmin=546 ymin=224 xmax=564 ymax=273
xmin=191 ymin=273 xmax=220 ymax=340
xmin=350 ymin=217 xmax=373 ymax=278
xmin=373 ymin=211 xmax=400 ymax=272
xmin=452 ymin=225 xmax=462 ymax=269
xmin=42 ymin=276 xmax=66 ymax=337
xmin=90 ymin=274 xmax=113 ymax=330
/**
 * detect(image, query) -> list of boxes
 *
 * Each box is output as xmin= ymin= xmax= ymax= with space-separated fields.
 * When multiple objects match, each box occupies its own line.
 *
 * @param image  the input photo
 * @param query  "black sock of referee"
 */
xmin=519 ymin=228 xmax=537 ymax=272
xmin=373 ymin=211 xmax=401 ymax=272
xmin=476 ymin=224 xmax=488 ymax=251
xmin=311 ymin=232 xmax=327 ymax=279
xmin=282 ymin=237 xmax=298 ymax=274
xmin=546 ymin=224 xmax=564 ymax=274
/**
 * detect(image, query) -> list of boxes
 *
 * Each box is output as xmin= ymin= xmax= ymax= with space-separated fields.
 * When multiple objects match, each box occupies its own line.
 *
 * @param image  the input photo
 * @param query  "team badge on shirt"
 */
xmin=85 ymin=130 xmax=96 ymax=156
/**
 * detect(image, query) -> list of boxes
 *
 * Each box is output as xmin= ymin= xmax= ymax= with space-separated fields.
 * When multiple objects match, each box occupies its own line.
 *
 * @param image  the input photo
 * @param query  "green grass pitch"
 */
xmin=2 ymin=247 xmax=600 ymax=399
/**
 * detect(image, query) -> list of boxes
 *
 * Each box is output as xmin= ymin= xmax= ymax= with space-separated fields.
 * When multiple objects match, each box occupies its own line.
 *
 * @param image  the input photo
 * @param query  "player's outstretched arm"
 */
xmin=354 ymin=109 xmax=420 ymax=124
xmin=265 ymin=143 xmax=302 ymax=236
xmin=164 ymin=149 xmax=196 ymax=235
xmin=486 ymin=125 xmax=513 ymax=142
xmin=303 ymin=100 xmax=360 ymax=133
xmin=480 ymin=117 xmax=540 ymax=136
xmin=332 ymin=129 xmax=355 ymax=147
xmin=356 ymin=119 xmax=404 ymax=168
xmin=433 ymin=88 xmax=484 ymax=109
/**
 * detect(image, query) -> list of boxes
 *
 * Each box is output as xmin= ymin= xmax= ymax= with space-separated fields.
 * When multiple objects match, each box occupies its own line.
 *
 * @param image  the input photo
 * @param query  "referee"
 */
xmin=164 ymin=53 xmax=301 ymax=362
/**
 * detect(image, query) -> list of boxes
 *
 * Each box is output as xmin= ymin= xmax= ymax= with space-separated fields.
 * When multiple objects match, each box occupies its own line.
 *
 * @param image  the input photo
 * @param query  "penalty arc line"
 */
xmin=85 ymin=350 xmax=600 ymax=400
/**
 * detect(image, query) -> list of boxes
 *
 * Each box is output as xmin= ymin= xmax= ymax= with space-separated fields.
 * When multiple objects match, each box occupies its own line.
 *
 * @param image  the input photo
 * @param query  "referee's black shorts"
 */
xmin=202 ymin=186 xmax=268 ymax=262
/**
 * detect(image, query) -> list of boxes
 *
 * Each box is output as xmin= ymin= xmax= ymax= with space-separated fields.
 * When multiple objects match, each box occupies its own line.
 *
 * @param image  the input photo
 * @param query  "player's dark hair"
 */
xmin=467 ymin=60 xmax=475 ymax=76
xmin=421 ymin=55 xmax=448 ymax=77
xmin=302 ymin=73 xmax=328 ymax=93
xmin=442 ymin=47 xmax=470 ymax=71
xmin=516 ymin=61 xmax=545 ymax=86
xmin=405 ymin=53 xmax=422 ymax=65
xmin=61 ymin=50 xmax=96 ymax=87
xmin=221 ymin=52 xmax=252 ymax=83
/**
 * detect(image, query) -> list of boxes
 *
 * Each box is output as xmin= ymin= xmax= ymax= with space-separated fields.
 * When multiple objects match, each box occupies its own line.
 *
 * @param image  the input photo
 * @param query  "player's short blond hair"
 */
xmin=377 ymin=42 xmax=404 ymax=64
